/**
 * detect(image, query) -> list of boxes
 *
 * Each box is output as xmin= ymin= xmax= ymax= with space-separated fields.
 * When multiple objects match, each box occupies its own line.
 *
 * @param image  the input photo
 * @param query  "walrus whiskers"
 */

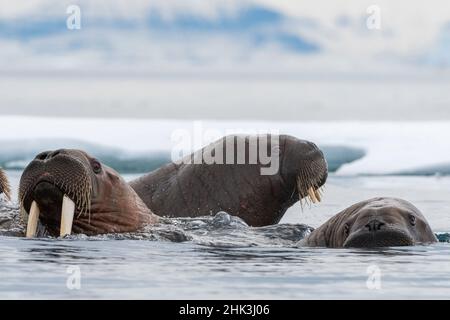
xmin=314 ymin=188 xmax=322 ymax=202
xmin=296 ymin=165 xmax=325 ymax=208
xmin=0 ymin=168 xmax=11 ymax=201
xmin=299 ymin=196 xmax=304 ymax=211
xmin=20 ymin=174 xmax=93 ymax=236
xmin=307 ymin=187 xmax=318 ymax=203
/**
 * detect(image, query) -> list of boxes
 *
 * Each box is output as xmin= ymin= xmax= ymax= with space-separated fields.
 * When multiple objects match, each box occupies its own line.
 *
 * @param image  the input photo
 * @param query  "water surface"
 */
xmin=1 ymin=172 xmax=449 ymax=299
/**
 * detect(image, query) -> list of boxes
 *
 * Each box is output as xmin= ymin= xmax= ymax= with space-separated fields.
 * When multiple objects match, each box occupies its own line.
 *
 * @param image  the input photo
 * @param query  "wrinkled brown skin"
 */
xmin=19 ymin=150 xmax=158 ymax=236
xmin=0 ymin=168 xmax=11 ymax=200
xmin=130 ymin=134 xmax=328 ymax=227
xmin=301 ymin=197 xmax=437 ymax=248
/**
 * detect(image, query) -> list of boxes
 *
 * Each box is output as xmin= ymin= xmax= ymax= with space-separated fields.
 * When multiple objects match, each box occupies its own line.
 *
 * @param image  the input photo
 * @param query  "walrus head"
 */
xmin=0 ymin=168 xmax=11 ymax=200
xmin=19 ymin=149 xmax=157 ymax=237
xmin=303 ymin=197 xmax=437 ymax=248
xmin=280 ymin=137 xmax=327 ymax=207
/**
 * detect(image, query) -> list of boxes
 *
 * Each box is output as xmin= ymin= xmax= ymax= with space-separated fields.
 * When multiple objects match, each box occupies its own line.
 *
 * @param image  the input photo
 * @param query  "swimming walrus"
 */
xmin=0 ymin=168 xmax=11 ymax=200
xmin=19 ymin=150 xmax=158 ymax=237
xmin=300 ymin=197 xmax=437 ymax=248
xmin=18 ymin=134 xmax=328 ymax=237
xmin=130 ymin=134 xmax=328 ymax=226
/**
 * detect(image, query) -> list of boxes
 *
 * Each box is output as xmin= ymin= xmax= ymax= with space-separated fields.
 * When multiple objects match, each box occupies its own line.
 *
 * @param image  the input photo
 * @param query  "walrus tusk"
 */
xmin=307 ymin=187 xmax=319 ymax=203
xmin=314 ymin=188 xmax=322 ymax=202
xmin=26 ymin=201 xmax=40 ymax=238
xmin=60 ymin=195 xmax=75 ymax=237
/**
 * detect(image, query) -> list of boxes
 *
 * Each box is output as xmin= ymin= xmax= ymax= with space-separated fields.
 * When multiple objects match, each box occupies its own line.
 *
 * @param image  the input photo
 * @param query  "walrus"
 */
xmin=300 ymin=197 xmax=437 ymax=248
xmin=0 ymin=168 xmax=11 ymax=200
xmin=18 ymin=134 xmax=327 ymax=237
xmin=19 ymin=150 xmax=158 ymax=237
xmin=130 ymin=134 xmax=327 ymax=226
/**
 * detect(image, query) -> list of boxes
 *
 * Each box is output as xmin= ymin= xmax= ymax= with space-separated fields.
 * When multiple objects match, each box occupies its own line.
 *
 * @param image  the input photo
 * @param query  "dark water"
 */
xmin=1 ymin=172 xmax=449 ymax=299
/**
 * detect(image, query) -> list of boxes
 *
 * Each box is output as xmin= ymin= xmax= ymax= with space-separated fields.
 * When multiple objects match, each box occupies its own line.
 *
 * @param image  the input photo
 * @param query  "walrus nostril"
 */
xmin=365 ymin=220 xmax=385 ymax=232
xmin=35 ymin=151 xmax=50 ymax=161
xmin=34 ymin=150 xmax=64 ymax=161
xmin=48 ymin=150 xmax=63 ymax=158
xmin=306 ymin=141 xmax=318 ymax=150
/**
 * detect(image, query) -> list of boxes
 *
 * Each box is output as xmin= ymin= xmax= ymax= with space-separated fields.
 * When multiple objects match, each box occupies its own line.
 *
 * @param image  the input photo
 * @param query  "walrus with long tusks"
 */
xmin=19 ymin=150 xmax=158 ymax=237
xmin=300 ymin=197 xmax=437 ymax=248
xmin=18 ymin=134 xmax=328 ymax=237
xmin=0 ymin=168 xmax=11 ymax=201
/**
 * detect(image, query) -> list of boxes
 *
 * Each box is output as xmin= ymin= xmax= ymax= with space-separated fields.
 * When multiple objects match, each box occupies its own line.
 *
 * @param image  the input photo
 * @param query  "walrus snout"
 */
xmin=344 ymin=215 xmax=418 ymax=247
xmin=365 ymin=219 xmax=386 ymax=232
xmin=343 ymin=230 xmax=415 ymax=248
xmin=281 ymin=137 xmax=328 ymax=206
xmin=343 ymin=208 xmax=417 ymax=247
xmin=19 ymin=149 xmax=93 ymax=238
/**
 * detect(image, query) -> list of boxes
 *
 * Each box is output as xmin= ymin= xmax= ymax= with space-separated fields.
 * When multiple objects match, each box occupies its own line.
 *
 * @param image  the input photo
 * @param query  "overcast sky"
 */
xmin=0 ymin=1 xmax=448 ymax=121
xmin=0 ymin=0 xmax=448 ymax=75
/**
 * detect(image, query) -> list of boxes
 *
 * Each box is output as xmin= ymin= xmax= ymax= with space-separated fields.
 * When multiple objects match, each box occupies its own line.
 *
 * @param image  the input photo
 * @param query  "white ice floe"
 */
xmin=0 ymin=116 xmax=449 ymax=175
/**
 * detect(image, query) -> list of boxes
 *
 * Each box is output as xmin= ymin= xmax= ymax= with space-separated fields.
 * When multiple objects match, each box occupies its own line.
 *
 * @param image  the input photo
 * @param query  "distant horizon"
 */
xmin=1 ymin=76 xmax=448 ymax=121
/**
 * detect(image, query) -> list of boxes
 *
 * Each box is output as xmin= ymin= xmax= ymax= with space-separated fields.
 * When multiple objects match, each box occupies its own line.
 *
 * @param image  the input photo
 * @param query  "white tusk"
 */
xmin=307 ymin=187 xmax=318 ymax=204
xmin=314 ymin=189 xmax=322 ymax=202
xmin=26 ymin=201 xmax=40 ymax=238
xmin=60 ymin=195 xmax=75 ymax=237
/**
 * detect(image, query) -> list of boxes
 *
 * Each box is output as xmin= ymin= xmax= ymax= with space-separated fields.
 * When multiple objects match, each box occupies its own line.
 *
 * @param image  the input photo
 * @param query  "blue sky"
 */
xmin=0 ymin=0 xmax=448 ymax=75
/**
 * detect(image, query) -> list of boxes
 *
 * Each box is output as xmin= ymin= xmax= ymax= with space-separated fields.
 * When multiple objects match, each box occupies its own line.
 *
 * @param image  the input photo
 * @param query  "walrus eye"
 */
xmin=92 ymin=160 xmax=102 ymax=174
xmin=409 ymin=215 xmax=416 ymax=226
